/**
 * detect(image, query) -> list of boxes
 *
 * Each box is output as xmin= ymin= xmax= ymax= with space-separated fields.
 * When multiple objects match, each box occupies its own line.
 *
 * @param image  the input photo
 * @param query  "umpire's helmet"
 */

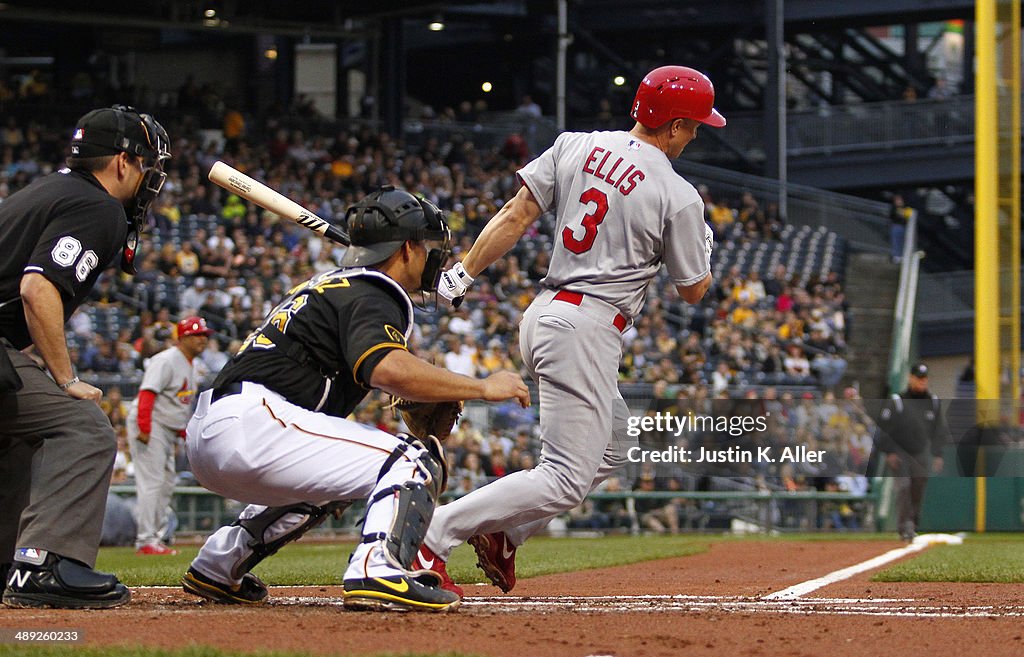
xmin=70 ymin=105 xmax=170 ymax=165
xmin=68 ymin=105 xmax=171 ymax=276
xmin=630 ymin=66 xmax=726 ymax=129
xmin=340 ymin=186 xmax=449 ymax=267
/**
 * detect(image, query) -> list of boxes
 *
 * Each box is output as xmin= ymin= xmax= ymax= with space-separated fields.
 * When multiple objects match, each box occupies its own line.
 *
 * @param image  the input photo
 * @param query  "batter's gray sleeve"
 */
xmin=663 ymin=200 xmax=711 ymax=286
xmin=517 ymin=134 xmax=566 ymax=212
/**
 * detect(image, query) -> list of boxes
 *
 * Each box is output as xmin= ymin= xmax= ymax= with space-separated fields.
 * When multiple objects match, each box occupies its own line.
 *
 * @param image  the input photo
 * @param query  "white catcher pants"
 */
xmin=186 ymin=382 xmax=433 ymax=585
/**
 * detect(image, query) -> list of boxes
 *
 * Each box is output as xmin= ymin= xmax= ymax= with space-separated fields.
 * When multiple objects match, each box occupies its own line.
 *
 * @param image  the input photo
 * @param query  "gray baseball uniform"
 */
xmin=426 ymin=130 xmax=710 ymax=556
xmin=128 ymin=345 xmax=205 ymax=549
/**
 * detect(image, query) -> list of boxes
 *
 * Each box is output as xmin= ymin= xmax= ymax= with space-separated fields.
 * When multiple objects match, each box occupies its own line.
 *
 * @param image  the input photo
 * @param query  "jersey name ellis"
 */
xmin=582 ymin=146 xmax=645 ymax=196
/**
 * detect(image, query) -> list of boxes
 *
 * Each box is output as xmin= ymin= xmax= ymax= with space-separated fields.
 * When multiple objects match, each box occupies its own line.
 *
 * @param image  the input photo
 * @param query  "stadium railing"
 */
xmin=887 ymin=211 xmax=924 ymax=395
xmin=874 ymin=212 xmax=924 ymax=531
xmin=695 ymin=95 xmax=978 ymax=158
xmin=108 ymin=485 xmax=881 ymax=538
xmin=673 ymin=160 xmax=890 ymax=254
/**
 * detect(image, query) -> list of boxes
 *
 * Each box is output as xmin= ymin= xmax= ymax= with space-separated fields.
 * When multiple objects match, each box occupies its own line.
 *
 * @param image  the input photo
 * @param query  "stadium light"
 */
xmin=481 ymin=81 xmax=493 ymax=93
xmin=613 ymin=76 xmax=626 ymax=86
xmin=428 ymin=14 xmax=445 ymax=31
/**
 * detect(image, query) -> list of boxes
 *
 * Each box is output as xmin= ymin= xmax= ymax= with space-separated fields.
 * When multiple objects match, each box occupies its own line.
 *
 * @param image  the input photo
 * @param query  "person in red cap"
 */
xmin=127 ymin=316 xmax=212 ymax=555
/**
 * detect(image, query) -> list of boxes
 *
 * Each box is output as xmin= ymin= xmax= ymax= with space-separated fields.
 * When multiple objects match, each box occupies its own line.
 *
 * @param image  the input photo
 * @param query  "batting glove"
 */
xmin=704 ymin=223 xmax=715 ymax=264
xmin=437 ymin=262 xmax=474 ymax=308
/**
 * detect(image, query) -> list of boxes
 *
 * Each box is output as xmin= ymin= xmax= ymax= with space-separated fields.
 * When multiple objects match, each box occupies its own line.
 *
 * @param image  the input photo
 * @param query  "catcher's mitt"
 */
xmin=392 ymin=398 xmax=463 ymax=442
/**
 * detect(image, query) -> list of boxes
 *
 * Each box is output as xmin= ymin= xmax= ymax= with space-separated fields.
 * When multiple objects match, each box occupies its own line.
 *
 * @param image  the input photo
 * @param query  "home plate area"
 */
xmin=262 ymin=533 xmax=1019 ymax=619
xmin=133 ymin=534 xmax=1020 ymax=620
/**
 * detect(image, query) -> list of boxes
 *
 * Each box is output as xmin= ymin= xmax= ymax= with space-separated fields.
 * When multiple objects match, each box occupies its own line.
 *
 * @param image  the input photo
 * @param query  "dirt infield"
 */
xmin=2 ymin=540 xmax=1022 ymax=657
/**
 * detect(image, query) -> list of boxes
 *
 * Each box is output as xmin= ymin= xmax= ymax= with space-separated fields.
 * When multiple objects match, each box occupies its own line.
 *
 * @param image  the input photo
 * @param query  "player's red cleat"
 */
xmin=468 ymin=532 xmax=516 ymax=593
xmin=135 ymin=543 xmax=178 ymax=556
xmin=412 ymin=544 xmax=463 ymax=598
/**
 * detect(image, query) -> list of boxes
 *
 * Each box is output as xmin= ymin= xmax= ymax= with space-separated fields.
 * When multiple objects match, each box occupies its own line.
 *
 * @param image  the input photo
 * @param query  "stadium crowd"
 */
xmin=3 ymin=101 xmax=864 ymax=535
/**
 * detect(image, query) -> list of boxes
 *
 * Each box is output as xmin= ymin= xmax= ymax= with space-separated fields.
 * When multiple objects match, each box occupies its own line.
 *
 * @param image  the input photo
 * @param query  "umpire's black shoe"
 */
xmin=2 ymin=551 xmax=130 ymax=609
xmin=343 ymin=573 xmax=461 ymax=612
xmin=182 ymin=566 xmax=268 ymax=605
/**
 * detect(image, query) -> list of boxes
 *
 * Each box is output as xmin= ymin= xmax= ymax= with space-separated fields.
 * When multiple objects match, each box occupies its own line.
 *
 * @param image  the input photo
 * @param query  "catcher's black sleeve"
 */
xmin=339 ymin=291 xmax=410 ymax=387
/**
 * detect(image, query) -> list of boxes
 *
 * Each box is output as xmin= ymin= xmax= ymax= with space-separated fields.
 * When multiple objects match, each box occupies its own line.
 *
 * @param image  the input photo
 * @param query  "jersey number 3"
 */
xmin=562 ymin=187 xmax=608 ymax=254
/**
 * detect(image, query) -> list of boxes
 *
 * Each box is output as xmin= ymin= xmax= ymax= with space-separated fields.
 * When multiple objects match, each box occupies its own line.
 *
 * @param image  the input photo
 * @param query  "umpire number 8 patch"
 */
xmin=51 ymin=236 xmax=99 ymax=282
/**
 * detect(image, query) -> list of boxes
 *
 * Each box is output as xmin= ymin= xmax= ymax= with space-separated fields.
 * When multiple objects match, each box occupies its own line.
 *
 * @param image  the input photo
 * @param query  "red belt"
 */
xmin=553 ymin=290 xmax=628 ymax=332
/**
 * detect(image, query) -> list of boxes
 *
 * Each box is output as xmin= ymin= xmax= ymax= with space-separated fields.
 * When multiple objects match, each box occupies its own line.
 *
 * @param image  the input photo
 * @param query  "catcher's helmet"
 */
xmin=630 ymin=66 xmax=726 ymax=129
xmin=340 ymin=186 xmax=449 ymax=268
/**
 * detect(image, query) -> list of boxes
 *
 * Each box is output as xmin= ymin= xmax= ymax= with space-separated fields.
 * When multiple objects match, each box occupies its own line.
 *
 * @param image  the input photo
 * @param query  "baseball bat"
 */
xmin=207 ymin=161 xmax=350 ymax=246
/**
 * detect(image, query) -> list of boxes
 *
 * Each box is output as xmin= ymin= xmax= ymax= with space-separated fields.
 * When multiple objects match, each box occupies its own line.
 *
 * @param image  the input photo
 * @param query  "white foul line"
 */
xmin=764 ymin=533 xmax=963 ymax=600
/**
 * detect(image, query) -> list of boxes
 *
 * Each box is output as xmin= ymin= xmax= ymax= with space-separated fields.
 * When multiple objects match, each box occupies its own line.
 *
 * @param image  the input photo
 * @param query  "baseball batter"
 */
xmin=180 ymin=187 xmax=529 ymax=612
xmin=128 ymin=316 xmax=211 ymax=555
xmin=416 ymin=66 xmax=723 ymax=594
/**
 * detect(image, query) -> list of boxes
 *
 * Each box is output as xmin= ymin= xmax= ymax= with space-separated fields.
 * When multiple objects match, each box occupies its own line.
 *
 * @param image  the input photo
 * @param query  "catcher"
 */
xmin=181 ymin=187 xmax=529 ymax=612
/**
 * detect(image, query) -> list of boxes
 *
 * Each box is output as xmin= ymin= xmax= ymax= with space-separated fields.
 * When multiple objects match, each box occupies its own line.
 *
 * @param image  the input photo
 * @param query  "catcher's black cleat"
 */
xmin=3 ymin=552 xmax=130 ymax=609
xmin=343 ymin=573 xmax=461 ymax=612
xmin=182 ymin=567 xmax=268 ymax=605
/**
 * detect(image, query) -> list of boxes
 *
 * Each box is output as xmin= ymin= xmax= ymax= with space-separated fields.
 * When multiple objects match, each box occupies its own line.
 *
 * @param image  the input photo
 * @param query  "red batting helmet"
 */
xmin=631 ymin=66 xmax=726 ymax=129
xmin=176 ymin=316 xmax=213 ymax=338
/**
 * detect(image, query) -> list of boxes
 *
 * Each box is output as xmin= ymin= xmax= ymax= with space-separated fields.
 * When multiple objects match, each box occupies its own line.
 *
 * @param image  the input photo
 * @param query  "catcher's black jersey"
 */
xmin=213 ymin=269 xmax=414 ymax=418
xmin=0 ymin=169 xmax=128 ymax=348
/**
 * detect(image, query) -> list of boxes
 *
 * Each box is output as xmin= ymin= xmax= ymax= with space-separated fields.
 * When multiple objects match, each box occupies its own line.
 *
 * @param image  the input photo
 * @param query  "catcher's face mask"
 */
xmin=417 ymin=197 xmax=452 ymax=294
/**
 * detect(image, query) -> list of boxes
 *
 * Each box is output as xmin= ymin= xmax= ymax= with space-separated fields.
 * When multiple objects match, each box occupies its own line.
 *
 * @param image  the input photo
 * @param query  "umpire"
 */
xmin=0 ymin=105 xmax=170 ymax=608
xmin=874 ymin=362 xmax=949 ymax=542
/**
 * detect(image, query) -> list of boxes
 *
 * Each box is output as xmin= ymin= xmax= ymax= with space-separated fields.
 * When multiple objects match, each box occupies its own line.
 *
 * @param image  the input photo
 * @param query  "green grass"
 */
xmin=0 ymin=649 xmax=483 ymax=657
xmin=872 ymin=534 xmax=1024 ymax=583
xmin=96 ymin=534 xmax=716 ymax=587
xmin=767 ymin=532 xmax=895 ymax=542
xmin=100 ymin=531 xmax=1024 ymax=587
xmin=946 ymin=532 xmax=1024 ymax=542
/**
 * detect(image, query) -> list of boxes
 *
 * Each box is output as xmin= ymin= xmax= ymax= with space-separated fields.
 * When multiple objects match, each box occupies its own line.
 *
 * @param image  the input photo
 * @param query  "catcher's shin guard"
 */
xmin=377 ymin=433 xmax=447 ymax=496
xmin=230 ymin=500 xmax=350 ymax=579
xmin=362 ymin=438 xmax=445 ymax=570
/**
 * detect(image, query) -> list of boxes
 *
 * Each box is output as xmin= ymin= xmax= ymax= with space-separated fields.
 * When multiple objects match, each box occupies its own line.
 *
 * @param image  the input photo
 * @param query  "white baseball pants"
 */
xmin=185 ymin=382 xmax=434 ymax=585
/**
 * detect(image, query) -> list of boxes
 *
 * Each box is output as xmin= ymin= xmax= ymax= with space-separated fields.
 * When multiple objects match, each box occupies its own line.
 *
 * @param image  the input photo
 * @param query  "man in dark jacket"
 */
xmin=875 ymin=363 xmax=949 ymax=541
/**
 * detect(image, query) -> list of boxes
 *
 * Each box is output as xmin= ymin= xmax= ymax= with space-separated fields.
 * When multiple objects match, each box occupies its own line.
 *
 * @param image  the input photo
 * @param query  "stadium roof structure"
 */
xmin=0 ymin=0 xmax=979 ymax=38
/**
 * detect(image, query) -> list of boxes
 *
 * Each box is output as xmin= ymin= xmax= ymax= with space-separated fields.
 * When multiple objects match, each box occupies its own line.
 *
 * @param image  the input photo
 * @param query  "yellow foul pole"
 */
xmin=974 ymin=0 xmax=997 ymax=533
xmin=974 ymin=0 xmax=1022 ymax=533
